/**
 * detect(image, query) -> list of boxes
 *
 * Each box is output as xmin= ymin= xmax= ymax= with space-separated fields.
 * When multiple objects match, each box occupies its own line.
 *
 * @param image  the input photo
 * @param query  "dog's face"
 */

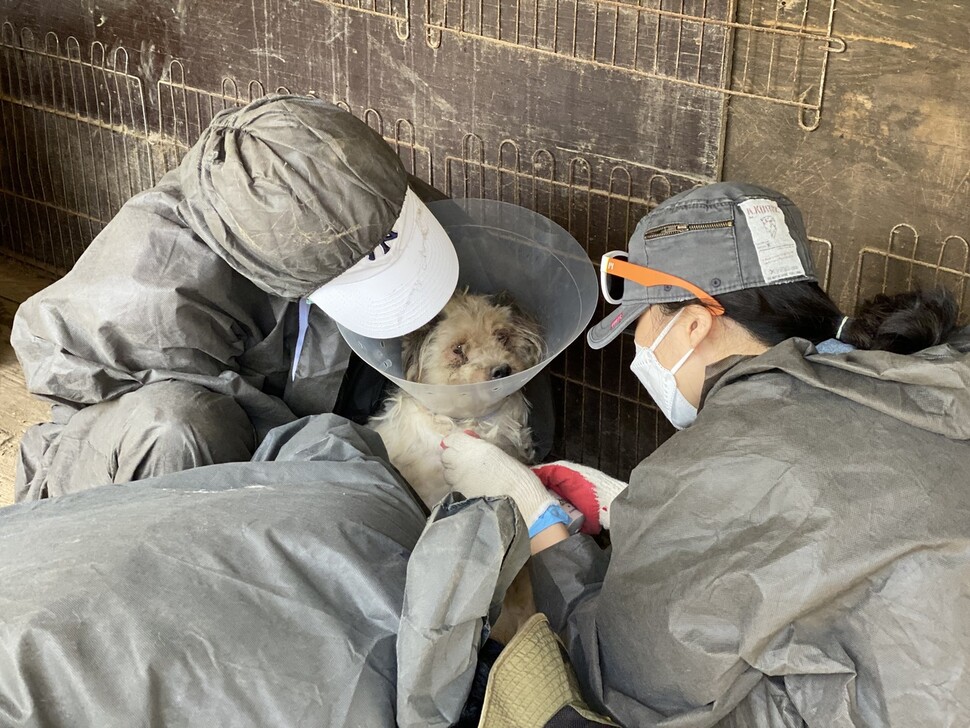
xmin=402 ymin=292 xmax=544 ymax=385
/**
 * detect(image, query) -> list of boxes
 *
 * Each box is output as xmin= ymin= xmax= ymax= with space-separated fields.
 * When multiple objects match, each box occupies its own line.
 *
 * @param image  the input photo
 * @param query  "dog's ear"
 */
xmin=510 ymin=314 xmax=545 ymax=367
xmin=493 ymin=291 xmax=546 ymax=367
xmin=401 ymin=316 xmax=439 ymax=381
xmin=491 ymin=290 xmax=518 ymax=310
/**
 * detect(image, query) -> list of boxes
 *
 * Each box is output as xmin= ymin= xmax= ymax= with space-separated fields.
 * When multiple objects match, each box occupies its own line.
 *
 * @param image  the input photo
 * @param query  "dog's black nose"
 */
xmin=490 ymin=364 xmax=512 ymax=380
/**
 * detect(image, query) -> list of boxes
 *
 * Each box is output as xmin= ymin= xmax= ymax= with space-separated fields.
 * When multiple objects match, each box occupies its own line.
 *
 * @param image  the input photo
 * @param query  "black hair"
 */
xmin=659 ymin=282 xmax=960 ymax=354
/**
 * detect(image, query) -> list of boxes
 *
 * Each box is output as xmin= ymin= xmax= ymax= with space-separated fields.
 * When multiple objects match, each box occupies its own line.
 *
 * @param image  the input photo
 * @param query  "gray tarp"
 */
xmin=0 ymin=415 xmax=524 ymax=727
xmin=532 ymin=334 xmax=970 ymax=727
xmin=10 ymin=96 xmax=410 ymax=501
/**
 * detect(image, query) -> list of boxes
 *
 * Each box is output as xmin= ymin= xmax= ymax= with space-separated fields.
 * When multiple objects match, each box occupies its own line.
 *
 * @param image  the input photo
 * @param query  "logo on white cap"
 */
xmin=306 ymin=188 xmax=459 ymax=338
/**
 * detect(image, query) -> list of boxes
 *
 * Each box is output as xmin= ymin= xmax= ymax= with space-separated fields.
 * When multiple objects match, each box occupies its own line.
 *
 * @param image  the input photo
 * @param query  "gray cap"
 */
xmin=587 ymin=181 xmax=817 ymax=349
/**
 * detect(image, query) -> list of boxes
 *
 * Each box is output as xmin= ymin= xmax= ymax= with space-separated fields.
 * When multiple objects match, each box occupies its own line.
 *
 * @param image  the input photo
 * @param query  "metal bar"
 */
xmin=0 ymin=188 xmax=108 ymax=224
xmin=428 ymin=25 xmax=825 ymax=107
xmin=427 ymin=0 xmax=839 ymax=45
xmin=10 ymin=33 xmax=46 ymax=265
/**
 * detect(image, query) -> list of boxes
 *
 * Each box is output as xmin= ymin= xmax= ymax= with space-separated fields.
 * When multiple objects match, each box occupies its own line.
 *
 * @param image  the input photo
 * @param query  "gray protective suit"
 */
xmin=0 ymin=414 xmax=528 ymax=728
xmin=10 ymin=95 xmax=409 ymax=501
xmin=532 ymin=335 xmax=970 ymax=727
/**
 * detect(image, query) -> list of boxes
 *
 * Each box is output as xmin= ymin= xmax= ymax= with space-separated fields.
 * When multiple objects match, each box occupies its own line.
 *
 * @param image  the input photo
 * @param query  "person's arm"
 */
xmin=439 ymin=434 xmax=614 ymax=628
xmin=526 ymin=459 xmax=630 ymax=628
xmin=440 ymin=434 xmax=618 ymax=716
xmin=530 ymin=522 xmax=569 ymax=554
xmin=441 ymin=434 xmax=625 ymax=544
xmin=11 ymin=173 xmax=271 ymax=407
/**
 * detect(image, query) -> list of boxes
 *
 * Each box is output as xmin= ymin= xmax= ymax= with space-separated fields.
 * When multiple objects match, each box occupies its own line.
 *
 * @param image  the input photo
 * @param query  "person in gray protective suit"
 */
xmin=0 ymin=414 xmax=531 ymax=727
xmin=441 ymin=182 xmax=970 ymax=726
xmin=11 ymin=94 xmax=460 ymax=502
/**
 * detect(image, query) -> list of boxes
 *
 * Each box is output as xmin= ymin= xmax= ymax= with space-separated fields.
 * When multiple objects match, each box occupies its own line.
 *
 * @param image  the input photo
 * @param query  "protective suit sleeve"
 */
xmin=528 ymin=534 xmax=612 ymax=710
xmin=10 ymin=171 xmax=296 ymax=438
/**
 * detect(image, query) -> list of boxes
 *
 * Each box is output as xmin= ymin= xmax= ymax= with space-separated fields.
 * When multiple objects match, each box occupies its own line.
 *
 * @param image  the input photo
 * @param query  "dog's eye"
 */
xmin=452 ymin=343 xmax=467 ymax=360
xmin=496 ymin=330 xmax=511 ymax=347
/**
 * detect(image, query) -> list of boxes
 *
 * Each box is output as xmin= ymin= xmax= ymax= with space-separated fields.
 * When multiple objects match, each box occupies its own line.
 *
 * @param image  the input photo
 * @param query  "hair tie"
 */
xmin=835 ymin=315 xmax=851 ymax=341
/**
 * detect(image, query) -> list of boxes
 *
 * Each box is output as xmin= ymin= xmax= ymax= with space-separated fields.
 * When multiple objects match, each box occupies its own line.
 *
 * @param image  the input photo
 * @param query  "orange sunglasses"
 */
xmin=600 ymin=251 xmax=724 ymax=315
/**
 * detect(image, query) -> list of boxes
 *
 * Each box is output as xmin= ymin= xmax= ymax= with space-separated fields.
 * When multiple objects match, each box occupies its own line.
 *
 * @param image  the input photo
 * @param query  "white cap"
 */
xmin=308 ymin=188 xmax=459 ymax=338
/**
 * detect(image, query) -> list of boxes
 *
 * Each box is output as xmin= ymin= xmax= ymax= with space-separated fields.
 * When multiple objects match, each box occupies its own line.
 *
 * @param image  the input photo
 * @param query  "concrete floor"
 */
xmin=0 ymin=259 xmax=56 ymax=506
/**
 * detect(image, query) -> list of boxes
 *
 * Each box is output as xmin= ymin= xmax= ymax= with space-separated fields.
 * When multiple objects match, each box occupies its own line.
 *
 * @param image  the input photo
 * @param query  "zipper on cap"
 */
xmin=643 ymin=219 xmax=734 ymax=240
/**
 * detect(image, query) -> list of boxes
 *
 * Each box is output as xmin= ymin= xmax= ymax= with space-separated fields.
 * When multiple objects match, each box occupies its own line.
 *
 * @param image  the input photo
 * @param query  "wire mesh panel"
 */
xmin=425 ymin=0 xmax=844 ymax=129
xmin=731 ymin=0 xmax=844 ymax=129
xmin=155 ymin=63 xmax=297 ymax=174
xmin=0 ymin=25 xmax=153 ymax=271
xmin=425 ymin=0 xmax=733 ymax=84
xmin=853 ymin=224 xmax=970 ymax=321
xmin=443 ymin=134 xmax=703 ymax=251
xmin=311 ymin=0 xmax=412 ymax=38
xmin=808 ymin=235 xmax=832 ymax=290
xmin=154 ymin=63 xmax=433 ymax=184
xmin=552 ymin=332 xmax=677 ymax=475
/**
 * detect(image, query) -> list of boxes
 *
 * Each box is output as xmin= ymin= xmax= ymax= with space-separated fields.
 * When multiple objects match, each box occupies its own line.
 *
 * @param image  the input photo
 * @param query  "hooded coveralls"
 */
xmin=10 ymin=95 xmax=412 ymax=501
xmin=532 ymin=333 xmax=970 ymax=727
xmin=0 ymin=414 xmax=530 ymax=727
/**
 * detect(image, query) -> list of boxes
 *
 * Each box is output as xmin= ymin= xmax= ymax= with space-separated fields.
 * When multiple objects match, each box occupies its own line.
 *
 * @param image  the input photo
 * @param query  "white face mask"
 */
xmin=630 ymin=309 xmax=698 ymax=429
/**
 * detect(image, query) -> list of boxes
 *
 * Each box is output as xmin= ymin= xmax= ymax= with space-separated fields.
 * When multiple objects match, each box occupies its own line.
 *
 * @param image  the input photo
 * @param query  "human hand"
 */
xmin=440 ymin=433 xmax=567 ymax=536
xmin=531 ymin=461 xmax=627 ymax=534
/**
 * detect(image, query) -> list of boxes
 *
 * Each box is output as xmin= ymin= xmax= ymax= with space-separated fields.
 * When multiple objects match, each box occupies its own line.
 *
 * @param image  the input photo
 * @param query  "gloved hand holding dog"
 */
xmin=440 ymin=432 xmax=627 ymax=536
xmin=440 ymin=432 xmax=563 ymax=536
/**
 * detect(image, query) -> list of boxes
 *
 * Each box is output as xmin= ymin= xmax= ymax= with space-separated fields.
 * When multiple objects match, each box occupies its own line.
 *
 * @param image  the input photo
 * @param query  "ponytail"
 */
xmin=660 ymin=282 xmax=960 ymax=354
xmin=840 ymin=289 xmax=959 ymax=354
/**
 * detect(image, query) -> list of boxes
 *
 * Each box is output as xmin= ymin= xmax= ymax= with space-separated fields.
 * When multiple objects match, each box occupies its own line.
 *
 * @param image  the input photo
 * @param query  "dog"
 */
xmin=370 ymin=290 xmax=544 ymax=508
xmin=369 ymin=291 xmax=544 ymax=644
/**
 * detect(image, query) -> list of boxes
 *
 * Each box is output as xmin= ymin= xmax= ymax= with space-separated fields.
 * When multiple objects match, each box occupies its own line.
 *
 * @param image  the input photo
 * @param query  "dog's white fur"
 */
xmin=370 ymin=291 xmax=544 ymax=508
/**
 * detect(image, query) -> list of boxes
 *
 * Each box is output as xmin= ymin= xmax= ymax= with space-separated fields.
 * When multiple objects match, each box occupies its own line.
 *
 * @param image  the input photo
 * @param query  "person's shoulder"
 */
xmin=111 ymin=169 xmax=187 ymax=225
xmin=73 ymin=170 xmax=236 ymax=279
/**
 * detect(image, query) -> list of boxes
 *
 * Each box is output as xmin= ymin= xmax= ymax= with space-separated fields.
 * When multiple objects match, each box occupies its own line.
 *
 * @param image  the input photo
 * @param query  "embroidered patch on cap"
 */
xmin=738 ymin=199 xmax=806 ymax=283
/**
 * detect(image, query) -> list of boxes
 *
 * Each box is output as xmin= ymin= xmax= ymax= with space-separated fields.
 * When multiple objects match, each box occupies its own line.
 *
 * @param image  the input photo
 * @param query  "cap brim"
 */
xmin=586 ymin=301 xmax=649 ymax=350
xmin=307 ymin=188 xmax=459 ymax=338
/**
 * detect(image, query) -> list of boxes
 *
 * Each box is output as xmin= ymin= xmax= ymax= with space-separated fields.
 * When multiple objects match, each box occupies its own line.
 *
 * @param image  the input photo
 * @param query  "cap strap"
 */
xmin=291 ymin=298 xmax=313 ymax=381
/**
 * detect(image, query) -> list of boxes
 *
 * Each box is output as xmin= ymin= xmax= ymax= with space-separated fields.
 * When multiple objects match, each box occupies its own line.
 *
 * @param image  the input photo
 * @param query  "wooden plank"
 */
xmin=0 ymin=257 xmax=57 ymax=307
xmin=0 ymin=333 xmax=50 ymax=507
xmin=0 ymin=427 xmax=20 ymax=508
xmin=0 ymin=299 xmax=16 ymax=332
xmin=0 ymin=259 xmax=58 ymax=506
